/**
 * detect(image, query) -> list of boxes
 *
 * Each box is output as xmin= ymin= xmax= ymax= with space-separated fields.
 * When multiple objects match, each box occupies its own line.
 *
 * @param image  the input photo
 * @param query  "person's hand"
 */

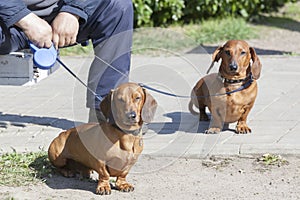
xmin=51 ymin=12 xmax=79 ymax=49
xmin=15 ymin=13 xmax=53 ymax=48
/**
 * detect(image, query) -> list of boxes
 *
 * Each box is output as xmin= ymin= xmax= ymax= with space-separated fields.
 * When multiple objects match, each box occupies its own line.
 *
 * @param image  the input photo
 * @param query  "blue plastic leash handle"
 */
xmin=29 ymin=42 xmax=57 ymax=69
xmin=29 ymin=41 xmax=103 ymax=101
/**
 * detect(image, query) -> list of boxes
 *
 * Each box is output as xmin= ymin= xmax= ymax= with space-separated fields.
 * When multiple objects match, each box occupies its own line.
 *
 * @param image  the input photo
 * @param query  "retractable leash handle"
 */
xmin=29 ymin=41 xmax=103 ymax=101
xmin=29 ymin=42 xmax=57 ymax=69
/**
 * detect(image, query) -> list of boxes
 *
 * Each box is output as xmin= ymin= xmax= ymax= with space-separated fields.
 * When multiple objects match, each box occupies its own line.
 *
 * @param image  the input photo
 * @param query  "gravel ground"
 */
xmin=1 ymin=155 xmax=300 ymax=200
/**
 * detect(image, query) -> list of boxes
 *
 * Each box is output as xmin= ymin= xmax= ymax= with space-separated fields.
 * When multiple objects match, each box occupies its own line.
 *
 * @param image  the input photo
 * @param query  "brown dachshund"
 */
xmin=48 ymin=82 xmax=157 ymax=195
xmin=189 ymin=40 xmax=262 ymax=134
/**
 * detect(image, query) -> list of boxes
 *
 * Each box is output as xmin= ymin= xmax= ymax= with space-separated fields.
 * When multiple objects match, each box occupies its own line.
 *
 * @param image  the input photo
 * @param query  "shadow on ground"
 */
xmin=257 ymin=16 xmax=300 ymax=33
xmin=0 ymin=112 xmax=82 ymax=130
xmin=149 ymin=112 xmax=235 ymax=134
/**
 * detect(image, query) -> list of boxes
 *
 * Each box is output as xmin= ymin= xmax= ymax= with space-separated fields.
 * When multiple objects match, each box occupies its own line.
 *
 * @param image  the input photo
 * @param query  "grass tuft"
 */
xmin=0 ymin=151 xmax=55 ymax=186
xmin=257 ymin=153 xmax=289 ymax=166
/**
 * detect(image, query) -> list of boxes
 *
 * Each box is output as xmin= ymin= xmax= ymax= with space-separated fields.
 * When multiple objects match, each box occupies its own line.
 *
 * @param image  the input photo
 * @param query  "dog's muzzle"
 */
xmin=229 ymin=61 xmax=238 ymax=71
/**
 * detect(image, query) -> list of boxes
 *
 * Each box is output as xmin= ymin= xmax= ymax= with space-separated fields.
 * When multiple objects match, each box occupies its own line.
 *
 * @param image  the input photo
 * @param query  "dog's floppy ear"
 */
xmin=141 ymin=89 xmax=157 ymax=123
xmin=100 ymin=90 xmax=113 ymax=119
xmin=212 ymin=46 xmax=223 ymax=63
xmin=250 ymin=47 xmax=262 ymax=80
xmin=207 ymin=46 xmax=223 ymax=74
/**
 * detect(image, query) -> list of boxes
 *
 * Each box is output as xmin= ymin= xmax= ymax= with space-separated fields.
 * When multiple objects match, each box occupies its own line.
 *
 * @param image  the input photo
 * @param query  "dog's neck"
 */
xmin=218 ymin=73 xmax=253 ymax=84
xmin=112 ymin=123 xmax=143 ymax=136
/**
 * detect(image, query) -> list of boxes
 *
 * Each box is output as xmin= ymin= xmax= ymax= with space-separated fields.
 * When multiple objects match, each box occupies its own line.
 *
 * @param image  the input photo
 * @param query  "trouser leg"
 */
xmin=76 ymin=0 xmax=133 ymax=111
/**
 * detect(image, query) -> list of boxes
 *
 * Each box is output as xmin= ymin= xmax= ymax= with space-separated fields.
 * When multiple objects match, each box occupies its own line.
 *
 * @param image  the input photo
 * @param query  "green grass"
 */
xmin=132 ymin=17 xmax=259 ymax=55
xmin=60 ymin=17 xmax=258 ymax=56
xmin=57 ymin=2 xmax=300 ymax=56
xmin=257 ymin=154 xmax=288 ymax=166
xmin=255 ymin=1 xmax=300 ymax=31
xmin=132 ymin=27 xmax=197 ymax=55
xmin=0 ymin=151 xmax=55 ymax=186
xmin=279 ymin=1 xmax=300 ymax=21
xmin=59 ymin=43 xmax=94 ymax=56
xmin=185 ymin=17 xmax=258 ymax=45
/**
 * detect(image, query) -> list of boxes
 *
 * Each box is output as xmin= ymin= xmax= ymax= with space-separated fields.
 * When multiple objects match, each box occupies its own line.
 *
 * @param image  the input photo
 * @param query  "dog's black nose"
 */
xmin=127 ymin=111 xmax=137 ymax=119
xmin=229 ymin=62 xmax=238 ymax=71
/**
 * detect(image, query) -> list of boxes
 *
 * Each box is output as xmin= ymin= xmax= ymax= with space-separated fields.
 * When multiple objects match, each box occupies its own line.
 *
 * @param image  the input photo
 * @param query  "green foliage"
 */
xmin=132 ymin=0 xmax=297 ymax=27
xmin=132 ymin=0 xmax=185 ymax=26
xmin=150 ymin=0 xmax=185 ymax=26
xmin=133 ymin=0 xmax=153 ymax=27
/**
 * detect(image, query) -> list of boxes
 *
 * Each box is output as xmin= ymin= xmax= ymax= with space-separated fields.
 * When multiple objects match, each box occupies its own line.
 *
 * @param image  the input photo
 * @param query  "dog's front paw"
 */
xmin=205 ymin=128 xmax=221 ymax=134
xmin=116 ymin=182 xmax=134 ymax=193
xmin=236 ymin=123 xmax=251 ymax=134
xmin=96 ymin=183 xmax=111 ymax=195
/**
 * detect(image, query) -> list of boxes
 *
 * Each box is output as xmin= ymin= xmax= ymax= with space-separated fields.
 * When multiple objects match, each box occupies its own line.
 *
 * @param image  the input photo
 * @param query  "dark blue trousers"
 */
xmin=0 ymin=0 xmax=133 ymax=110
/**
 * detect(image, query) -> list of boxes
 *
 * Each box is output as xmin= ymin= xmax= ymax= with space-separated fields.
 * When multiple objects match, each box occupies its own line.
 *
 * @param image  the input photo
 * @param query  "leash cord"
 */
xmin=56 ymin=58 xmax=103 ymax=101
xmin=57 ymin=56 xmax=252 ymax=101
xmin=56 ymin=46 xmax=252 ymax=101
xmin=139 ymin=79 xmax=253 ymax=99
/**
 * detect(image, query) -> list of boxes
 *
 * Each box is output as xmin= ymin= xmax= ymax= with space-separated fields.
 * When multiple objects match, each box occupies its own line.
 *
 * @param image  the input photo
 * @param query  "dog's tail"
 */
xmin=188 ymin=99 xmax=199 ymax=115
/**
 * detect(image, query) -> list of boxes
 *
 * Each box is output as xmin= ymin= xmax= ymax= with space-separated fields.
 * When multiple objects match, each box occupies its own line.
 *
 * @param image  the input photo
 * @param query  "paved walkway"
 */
xmin=0 ymin=54 xmax=299 ymax=158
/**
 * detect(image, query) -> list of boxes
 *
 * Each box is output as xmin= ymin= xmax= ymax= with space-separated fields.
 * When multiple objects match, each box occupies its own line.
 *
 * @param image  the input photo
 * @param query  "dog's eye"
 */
xmin=225 ymin=50 xmax=231 ymax=56
xmin=241 ymin=51 xmax=246 ymax=56
xmin=135 ymin=96 xmax=141 ymax=101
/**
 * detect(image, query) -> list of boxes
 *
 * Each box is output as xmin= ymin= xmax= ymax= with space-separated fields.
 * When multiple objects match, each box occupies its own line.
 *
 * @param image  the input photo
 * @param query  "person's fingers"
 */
xmin=52 ymin=34 xmax=59 ymax=49
xmin=44 ymin=39 xmax=53 ymax=48
xmin=64 ymin=37 xmax=72 ymax=47
xmin=70 ymin=37 xmax=76 ymax=45
xmin=51 ymin=12 xmax=79 ymax=48
xmin=58 ymin=37 xmax=65 ymax=48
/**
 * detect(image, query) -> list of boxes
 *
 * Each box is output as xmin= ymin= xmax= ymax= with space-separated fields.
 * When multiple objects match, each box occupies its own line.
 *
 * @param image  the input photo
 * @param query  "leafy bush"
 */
xmin=132 ymin=0 xmax=297 ymax=27
xmin=133 ymin=0 xmax=153 ymax=27
xmin=150 ymin=0 xmax=185 ymax=26
xmin=183 ymin=0 xmax=297 ymax=22
xmin=133 ymin=0 xmax=185 ymax=26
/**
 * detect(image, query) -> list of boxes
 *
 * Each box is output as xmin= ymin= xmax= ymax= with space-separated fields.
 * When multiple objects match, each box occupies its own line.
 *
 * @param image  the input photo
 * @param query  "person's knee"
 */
xmin=110 ymin=0 xmax=133 ymax=28
xmin=112 ymin=0 xmax=133 ymax=14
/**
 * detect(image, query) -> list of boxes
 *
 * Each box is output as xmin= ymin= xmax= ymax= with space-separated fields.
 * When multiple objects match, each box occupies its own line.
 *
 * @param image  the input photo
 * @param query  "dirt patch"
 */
xmin=0 ymin=155 xmax=299 ymax=200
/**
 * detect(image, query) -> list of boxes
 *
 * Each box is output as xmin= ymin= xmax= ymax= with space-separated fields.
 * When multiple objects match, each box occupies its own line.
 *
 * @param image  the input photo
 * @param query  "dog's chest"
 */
xmin=106 ymin=136 xmax=143 ymax=175
xmin=120 ymin=135 xmax=143 ymax=155
xmin=224 ymin=89 xmax=256 ymax=122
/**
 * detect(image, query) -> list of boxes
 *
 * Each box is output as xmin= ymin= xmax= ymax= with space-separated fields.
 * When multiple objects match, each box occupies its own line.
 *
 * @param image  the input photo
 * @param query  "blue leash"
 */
xmin=139 ymin=78 xmax=253 ymax=99
xmin=57 ymin=57 xmax=253 ymax=100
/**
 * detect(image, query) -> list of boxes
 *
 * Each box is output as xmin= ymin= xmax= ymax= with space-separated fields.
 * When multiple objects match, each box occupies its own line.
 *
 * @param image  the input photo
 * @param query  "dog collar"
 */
xmin=218 ymin=73 xmax=253 ymax=84
xmin=112 ymin=124 xmax=143 ymax=136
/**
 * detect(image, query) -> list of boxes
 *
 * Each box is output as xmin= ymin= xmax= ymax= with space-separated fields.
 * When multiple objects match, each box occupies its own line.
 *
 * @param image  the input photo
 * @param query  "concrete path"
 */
xmin=0 ymin=54 xmax=299 ymax=158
